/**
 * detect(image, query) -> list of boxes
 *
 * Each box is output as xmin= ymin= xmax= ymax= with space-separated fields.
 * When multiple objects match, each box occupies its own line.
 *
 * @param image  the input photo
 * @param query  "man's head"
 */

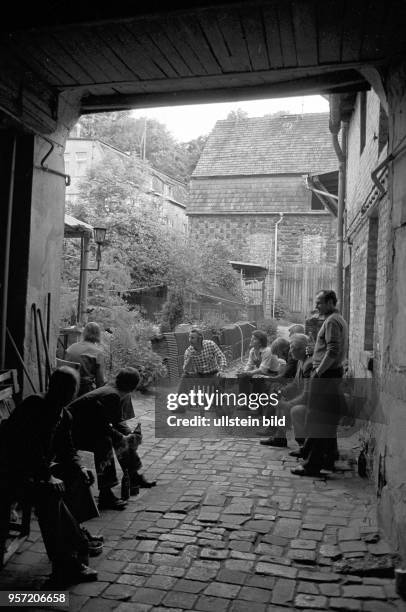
xmin=289 ymin=333 xmax=310 ymax=362
xmin=288 ymin=324 xmax=305 ymax=337
xmin=315 ymin=290 xmax=337 ymax=316
xmin=270 ymin=337 xmax=290 ymax=361
xmin=47 ymin=366 xmax=80 ymax=410
xmin=250 ymin=330 xmax=268 ymax=349
xmin=115 ymin=367 xmax=140 ymax=393
xmin=83 ymin=321 xmax=101 ymax=343
xmin=189 ymin=328 xmax=203 ymax=349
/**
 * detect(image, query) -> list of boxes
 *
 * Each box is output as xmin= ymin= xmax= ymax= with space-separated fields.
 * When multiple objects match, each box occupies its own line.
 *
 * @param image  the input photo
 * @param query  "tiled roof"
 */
xmin=193 ymin=113 xmax=337 ymax=177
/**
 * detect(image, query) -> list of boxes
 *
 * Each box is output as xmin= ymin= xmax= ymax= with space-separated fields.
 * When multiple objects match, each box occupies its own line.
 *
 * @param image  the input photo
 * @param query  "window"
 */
xmin=378 ymin=104 xmax=389 ymax=155
xmin=364 ymin=217 xmax=378 ymax=351
xmin=360 ymin=92 xmax=367 ymax=154
xmin=75 ymin=151 xmax=88 ymax=175
xmin=311 ymin=192 xmax=325 ymax=210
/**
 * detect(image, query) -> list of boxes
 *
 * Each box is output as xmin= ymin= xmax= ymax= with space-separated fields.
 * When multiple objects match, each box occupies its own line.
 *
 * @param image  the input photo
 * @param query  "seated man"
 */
xmin=65 ymin=322 xmax=105 ymax=396
xmin=68 ymin=367 xmax=156 ymax=511
xmin=0 ymin=367 xmax=99 ymax=584
xmin=260 ymin=333 xmax=313 ymax=448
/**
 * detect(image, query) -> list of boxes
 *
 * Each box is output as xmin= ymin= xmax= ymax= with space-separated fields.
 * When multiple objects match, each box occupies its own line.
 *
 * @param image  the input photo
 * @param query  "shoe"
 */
xmin=98 ymin=490 xmax=128 ymax=510
xmin=131 ymin=474 xmax=157 ymax=489
xmin=88 ymin=542 xmax=103 ymax=557
xmin=289 ymin=449 xmax=303 ymax=458
xmin=291 ymin=466 xmax=322 ymax=477
xmin=80 ymin=526 xmax=104 ymax=544
xmin=260 ymin=437 xmax=288 ymax=448
xmin=51 ymin=562 xmax=98 ymax=585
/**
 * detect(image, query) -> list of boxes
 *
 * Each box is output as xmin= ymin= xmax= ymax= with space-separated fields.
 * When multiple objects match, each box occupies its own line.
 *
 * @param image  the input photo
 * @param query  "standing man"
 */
xmin=291 ymin=289 xmax=348 ymax=476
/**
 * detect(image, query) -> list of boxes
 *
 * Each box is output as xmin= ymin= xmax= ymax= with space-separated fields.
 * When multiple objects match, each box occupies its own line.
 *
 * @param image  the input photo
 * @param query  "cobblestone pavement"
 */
xmin=1 ymin=392 xmax=405 ymax=612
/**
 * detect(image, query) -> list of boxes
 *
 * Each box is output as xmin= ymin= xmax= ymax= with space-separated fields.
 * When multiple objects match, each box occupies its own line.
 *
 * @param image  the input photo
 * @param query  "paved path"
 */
xmin=1 ymin=393 xmax=405 ymax=612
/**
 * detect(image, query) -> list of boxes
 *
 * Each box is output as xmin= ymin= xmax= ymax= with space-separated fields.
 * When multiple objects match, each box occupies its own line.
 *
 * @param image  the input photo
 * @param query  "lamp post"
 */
xmin=78 ymin=227 xmax=107 ymax=325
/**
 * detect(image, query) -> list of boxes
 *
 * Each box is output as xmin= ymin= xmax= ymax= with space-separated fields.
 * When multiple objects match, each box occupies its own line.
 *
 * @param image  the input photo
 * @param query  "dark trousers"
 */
xmin=302 ymin=368 xmax=343 ymax=472
xmin=1 ymin=464 xmax=98 ymax=567
xmin=75 ymin=424 xmax=142 ymax=491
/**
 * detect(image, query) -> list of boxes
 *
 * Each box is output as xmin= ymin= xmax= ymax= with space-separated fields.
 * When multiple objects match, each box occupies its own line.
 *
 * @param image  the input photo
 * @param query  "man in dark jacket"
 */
xmin=0 ymin=367 xmax=99 ymax=584
xmin=67 ymin=367 xmax=156 ymax=511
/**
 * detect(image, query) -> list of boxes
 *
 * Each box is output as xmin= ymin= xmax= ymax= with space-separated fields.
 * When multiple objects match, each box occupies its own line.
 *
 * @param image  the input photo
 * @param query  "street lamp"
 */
xmin=81 ymin=227 xmax=107 ymax=272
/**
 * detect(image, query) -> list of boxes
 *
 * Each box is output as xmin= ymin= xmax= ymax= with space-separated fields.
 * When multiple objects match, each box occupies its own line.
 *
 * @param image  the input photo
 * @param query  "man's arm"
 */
xmin=183 ymin=347 xmax=195 ymax=373
xmin=213 ymin=343 xmax=227 ymax=372
xmin=315 ymin=319 xmax=341 ymax=375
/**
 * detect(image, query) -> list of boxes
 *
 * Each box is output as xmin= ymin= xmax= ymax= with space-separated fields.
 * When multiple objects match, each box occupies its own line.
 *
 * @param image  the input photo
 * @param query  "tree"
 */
xmin=226 ymin=108 xmax=249 ymax=120
xmin=74 ymin=113 xmax=207 ymax=181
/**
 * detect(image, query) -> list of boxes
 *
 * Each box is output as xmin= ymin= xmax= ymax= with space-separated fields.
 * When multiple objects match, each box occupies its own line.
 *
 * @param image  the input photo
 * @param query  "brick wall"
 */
xmin=346 ymin=90 xmax=389 ymax=377
xmin=189 ymin=214 xmax=337 ymax=266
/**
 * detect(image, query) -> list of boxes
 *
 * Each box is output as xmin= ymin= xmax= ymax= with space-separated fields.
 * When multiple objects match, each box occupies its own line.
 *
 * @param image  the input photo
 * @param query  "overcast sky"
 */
xmin=131 ymin=94 xmax=329 ymax=142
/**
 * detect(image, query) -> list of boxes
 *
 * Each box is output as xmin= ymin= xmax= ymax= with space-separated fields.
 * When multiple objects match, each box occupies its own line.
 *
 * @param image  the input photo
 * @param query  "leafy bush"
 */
xmin=158 ymin=292 xmax=184 ymax=332
xmin=257 ymin=318 xmax=278 ymax=343
xmin=99 ymin=305 xmax=167 ymax=390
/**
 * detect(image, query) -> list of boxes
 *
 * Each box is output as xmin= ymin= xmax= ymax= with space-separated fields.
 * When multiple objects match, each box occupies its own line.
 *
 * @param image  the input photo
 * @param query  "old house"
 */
xmin=336 ymin=89 xmax=400 ymax=547
xmin=188 ymin=113 xmax=339 ymax=317
xmin=65 ymin=131 xmax=188 ymax=234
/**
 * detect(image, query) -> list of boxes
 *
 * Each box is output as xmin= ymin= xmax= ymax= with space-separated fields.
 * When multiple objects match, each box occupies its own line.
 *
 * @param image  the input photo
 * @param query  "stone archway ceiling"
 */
xmin=1 ymin=0 xmax=406 ymax=129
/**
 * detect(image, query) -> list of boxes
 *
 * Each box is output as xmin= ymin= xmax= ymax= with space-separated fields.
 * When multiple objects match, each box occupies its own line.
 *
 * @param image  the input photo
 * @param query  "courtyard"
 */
xmin=0 ymin=391 xmax=404 ymax=612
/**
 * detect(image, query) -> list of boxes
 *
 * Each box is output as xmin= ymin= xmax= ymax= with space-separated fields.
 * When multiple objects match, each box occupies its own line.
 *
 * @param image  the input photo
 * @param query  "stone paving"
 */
xmin=1 ymin=391 xmax=405 ymax=612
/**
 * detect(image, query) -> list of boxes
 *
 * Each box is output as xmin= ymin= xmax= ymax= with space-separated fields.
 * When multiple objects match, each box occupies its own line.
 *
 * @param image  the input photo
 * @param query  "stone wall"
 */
xmin=189 ymin=213 xmax=337 ymax=267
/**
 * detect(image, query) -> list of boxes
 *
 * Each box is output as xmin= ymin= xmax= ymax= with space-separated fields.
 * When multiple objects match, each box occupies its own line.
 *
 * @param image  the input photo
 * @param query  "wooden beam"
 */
xmin=81 ymin=70 xmax=369 ymax=112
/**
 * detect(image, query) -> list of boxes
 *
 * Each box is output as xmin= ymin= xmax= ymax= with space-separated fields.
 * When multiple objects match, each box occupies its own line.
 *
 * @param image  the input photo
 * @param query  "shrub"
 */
xmin=256 ymin=317 xmax=278 ymax=343
xmin=158 ymin=292 xmax=184 ymax=331
xmin=101 ymin=308 xmax=167 ymax=390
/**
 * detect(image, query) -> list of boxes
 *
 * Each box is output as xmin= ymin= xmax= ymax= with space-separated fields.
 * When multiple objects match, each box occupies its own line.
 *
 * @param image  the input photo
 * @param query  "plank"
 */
xmin=262 ymin=5 xmax=284 ymax=70
xmin=160 ymin=15 xmax=208 ymax=76
xmin=216 ymin=9 xmax=252 ymax=72
xmin=317 ymin=0 xmax=346 ymax=64
xmin=142 ymin=20 xmax=194 ymax=77
xmin=341 ymin=0 xmax=369 ymax=63
xmin=41 ymin=34 xmax=95 ymax=83
xmin=4 ymin=34 xmax=77 ymax=86
xmin=239 ymin=6 xmax=270 ymax=71
xmin=122 ymin=23 xmax=179 ymax=78
xmin=50 ymin=32 xmax=112 ymax=83
xmin=360 ymin=0 xmax=391 ymax=61
xmin=198 ymin=10 xmax=238 ymax=73
xmin=291 ymin=0 xmax=318 ymax=66
xmin=277 ymin=0 xmax=298 ymax=67
xmin=106 ymin=25 xmax=167 ymax=80
xmin=87 ymin=28 xmax=139 ymax=81
xmin=171 ymin=14 xmax=223 ymax=74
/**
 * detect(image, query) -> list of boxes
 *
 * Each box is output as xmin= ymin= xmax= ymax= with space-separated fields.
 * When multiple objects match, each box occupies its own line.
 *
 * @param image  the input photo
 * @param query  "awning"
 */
xmin=64 ymin=214 xmax=93 ymax=238
xmin=306 ymin=170 xmax=339 ymax=217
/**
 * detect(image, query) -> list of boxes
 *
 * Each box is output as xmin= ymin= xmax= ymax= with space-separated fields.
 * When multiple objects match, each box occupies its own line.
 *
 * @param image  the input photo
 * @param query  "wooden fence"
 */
xmin=279 ymin=264 xmax=336 ymax=315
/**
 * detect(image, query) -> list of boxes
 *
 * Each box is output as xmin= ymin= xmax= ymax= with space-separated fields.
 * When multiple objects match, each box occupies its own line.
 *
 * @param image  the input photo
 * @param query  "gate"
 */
xmin=279 ymin=264 xmax=336 ymax=315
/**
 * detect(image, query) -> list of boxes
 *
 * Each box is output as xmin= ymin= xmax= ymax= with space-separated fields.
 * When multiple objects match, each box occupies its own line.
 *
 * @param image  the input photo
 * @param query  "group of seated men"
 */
xmin=0 ymin=356 xmax=156 ymax=585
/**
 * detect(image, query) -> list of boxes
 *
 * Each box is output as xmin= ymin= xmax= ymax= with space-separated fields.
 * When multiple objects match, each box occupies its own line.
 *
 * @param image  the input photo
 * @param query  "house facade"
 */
xmin=338 ymin=89 xmax=402 ymax=549
xmin=188 ymin=113 xmax=339 ymax=317
xmin=64 ymin=133 xmax=188 ymax=234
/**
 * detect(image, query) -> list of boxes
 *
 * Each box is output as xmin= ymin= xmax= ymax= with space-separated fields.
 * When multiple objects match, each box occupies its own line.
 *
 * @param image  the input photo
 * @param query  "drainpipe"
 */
xmin=272 ymin=213 xmax=284 ymax=319
xmin=329 ymin=95 xmax=348 ymax=311
xmin=0 ymin=135 xmax=16 ymax=369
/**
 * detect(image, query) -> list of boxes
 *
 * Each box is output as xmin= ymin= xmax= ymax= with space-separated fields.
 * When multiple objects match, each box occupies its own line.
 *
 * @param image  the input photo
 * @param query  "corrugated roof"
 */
xmin=193 ymin=113 xmax=337 ymax=177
